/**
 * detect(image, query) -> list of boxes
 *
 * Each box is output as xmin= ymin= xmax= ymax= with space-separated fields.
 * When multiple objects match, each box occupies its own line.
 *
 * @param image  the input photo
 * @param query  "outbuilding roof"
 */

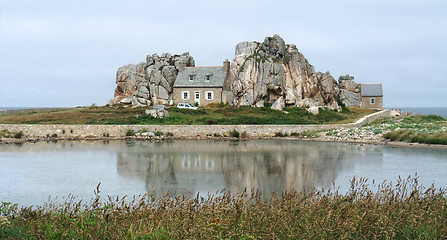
xmin=361 ymin=84 xmax=383 ymax=97
xmin=173 ymin=67 xmax=226 ymax=88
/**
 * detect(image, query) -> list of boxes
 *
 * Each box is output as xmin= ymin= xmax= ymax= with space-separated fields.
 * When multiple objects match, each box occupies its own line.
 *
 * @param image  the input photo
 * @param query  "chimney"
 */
xmin=179 ymin=60 xmax=185 ymax=72
xmin=223 ymin=59 xmax=230 ymax=73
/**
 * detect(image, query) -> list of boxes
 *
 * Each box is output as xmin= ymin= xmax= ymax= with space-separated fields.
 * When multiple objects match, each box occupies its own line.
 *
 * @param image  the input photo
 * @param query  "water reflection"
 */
xmin=117 ymin=140 xmax=384 ymax=198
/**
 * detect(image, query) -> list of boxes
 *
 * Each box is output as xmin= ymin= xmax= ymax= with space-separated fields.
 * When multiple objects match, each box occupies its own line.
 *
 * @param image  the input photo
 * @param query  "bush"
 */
xmin=154 ymin=131 xmax=164 ymax=136
xmin=13 ymin=131 xmax=24 ymax=139
xmin=240 ymin=131 xmax=247 ymax=138
xmin=166 ymin=132 xmax=174 ymax=137
xmin=126 ymin=129 xmax=135 ymax=136
xmin=229 ymin=129 xmax=240 ymax=138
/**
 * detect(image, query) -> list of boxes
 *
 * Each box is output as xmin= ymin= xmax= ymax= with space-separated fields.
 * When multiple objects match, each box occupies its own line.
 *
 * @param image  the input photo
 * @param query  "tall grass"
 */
xmin=383 ymin=129 xmax=447 ymax=145
xmin=1 ymin=177 xmax=446 ymax=239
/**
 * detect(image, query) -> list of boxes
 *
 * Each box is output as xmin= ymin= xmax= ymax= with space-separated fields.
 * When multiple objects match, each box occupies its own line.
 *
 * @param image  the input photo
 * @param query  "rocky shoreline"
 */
xmin=2 ymin=131 xmax=446 ymax=149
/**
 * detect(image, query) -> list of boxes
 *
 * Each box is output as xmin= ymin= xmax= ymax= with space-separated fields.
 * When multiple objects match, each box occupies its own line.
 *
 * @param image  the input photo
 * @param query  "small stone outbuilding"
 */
xmin=173 ymin=60 xmax=230 ymax=106
xmin=360 ymin=84 xmax=383 ymax=110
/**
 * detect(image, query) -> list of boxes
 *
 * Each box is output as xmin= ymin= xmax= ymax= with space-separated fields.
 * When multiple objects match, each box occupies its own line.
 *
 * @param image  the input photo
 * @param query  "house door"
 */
xmin=194 ymin=91 xmax=200 ymax=104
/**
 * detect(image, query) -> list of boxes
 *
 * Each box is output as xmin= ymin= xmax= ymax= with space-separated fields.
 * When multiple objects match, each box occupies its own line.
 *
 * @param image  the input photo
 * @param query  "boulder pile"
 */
xmin=223 ymin=34 xmax=361 ymax=111
xmin=113 ymin=35 xmax=362 ymax=111
xmin=113 ymin=52 xmax=195 ymax=106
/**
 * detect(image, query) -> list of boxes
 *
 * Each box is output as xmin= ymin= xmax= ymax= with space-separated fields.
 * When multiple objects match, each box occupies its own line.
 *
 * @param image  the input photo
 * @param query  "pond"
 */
xmin=1 ymin=140 xmax=446 ymax=206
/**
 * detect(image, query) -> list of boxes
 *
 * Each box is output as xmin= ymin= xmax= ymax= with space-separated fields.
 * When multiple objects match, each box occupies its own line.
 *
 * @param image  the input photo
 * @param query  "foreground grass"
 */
xmin=1 ymin=177 xmax=446 ymax=239
xmin=0 ymin=105 xmax=374 ymax=125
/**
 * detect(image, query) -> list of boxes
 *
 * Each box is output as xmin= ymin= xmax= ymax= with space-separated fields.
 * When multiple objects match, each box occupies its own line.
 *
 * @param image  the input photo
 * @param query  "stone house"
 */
xmin=360 ymin=84 xmax=383 ymax=110
xmin=173 ymin=60 xmax=230 ymax=106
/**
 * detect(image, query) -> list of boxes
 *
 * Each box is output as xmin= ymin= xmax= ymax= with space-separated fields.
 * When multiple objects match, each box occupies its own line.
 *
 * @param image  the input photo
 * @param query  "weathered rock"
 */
xmin=141 ymin=132 xmax=155 ymax=137
xmin=224 ymin=34 xmax=341 ymax=109
xmin=255 ymin=100 xmax=264 ymax=108
xmin=339 ymin=75 xmax=359 ymax=92
xmin=340 ymin=89 xmax=361 ymax=107
xmin=271 ymin=96 xmax=285 ymax=111
xmin=120 ymin=96 xmax=133 ymax=104
xmin=145 ymin=109 xmax=170 ymax=118
xmin=308 ymin=106 xmax=320 ymax=115
xmin=114 ymin=64 xmax=146 ymax=103
xmin=157 ymin=86 xmax=170 ymax=100
xmin=113 ymin=52 xmax=195 ymax=106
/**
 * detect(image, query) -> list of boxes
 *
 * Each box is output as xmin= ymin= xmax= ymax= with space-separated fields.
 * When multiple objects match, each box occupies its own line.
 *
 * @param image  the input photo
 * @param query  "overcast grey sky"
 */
xmin=1 ymin=0 xmax=446 ymax=108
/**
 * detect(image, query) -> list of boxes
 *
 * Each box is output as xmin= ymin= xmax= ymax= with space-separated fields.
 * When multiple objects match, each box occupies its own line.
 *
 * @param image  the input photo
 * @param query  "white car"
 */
xmin=177 ymin=103 xmax=198 ymax=110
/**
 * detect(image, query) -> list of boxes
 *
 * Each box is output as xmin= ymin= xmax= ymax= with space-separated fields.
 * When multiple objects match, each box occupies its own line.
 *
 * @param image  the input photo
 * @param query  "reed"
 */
xmin=1 ymin=177 xmax=446 ymax=239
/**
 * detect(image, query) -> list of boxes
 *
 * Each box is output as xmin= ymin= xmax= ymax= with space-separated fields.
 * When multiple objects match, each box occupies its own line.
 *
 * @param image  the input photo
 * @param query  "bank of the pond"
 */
xmin=0 ymin=110 xmax=393 ymax=142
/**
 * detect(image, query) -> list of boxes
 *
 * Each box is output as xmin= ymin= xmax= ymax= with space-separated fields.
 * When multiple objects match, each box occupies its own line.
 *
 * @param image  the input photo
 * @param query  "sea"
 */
xmin=392 ymin=107 xmax=447 ymax=118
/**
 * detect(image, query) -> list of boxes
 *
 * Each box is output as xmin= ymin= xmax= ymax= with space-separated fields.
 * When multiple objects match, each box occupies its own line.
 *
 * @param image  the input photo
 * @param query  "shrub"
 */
xmin=62 ymin=129 xmax=66 ymax=134
xmin=51 ymin=133 xmax=58 ymax=138
xmin=154 ymin=131 xmax=164 ymax=136
xmin=166 ymin=132 xmax=174 ymax=137
xmin=229 ymin=129 xmax=240 ymax=138
xmin=13 ymin=131 xmax=24 ymax=139
xmin=240 ymin=131 xmax=247 ymax=138
xmin=126 ymin=129 xmax=135 ymax=136
xmin=290 ymin=132 xmax=300 ymax=137
xmin=213 ymin=133 xmax=222 ymax=137
xmin=70 ymin=129 xmax=74 ymax=134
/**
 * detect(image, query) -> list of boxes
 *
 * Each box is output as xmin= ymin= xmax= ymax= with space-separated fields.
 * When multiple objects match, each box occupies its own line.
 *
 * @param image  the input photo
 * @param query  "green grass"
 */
xmin=1 ymin=177 xmax=446 ymax=239
xmin=380 ymin=114 xmax=447 ymax=145
xmin=383 ymin=130 xmax=447 ymax=145
xmin=0 ymin=105 xmax=375 ymax=125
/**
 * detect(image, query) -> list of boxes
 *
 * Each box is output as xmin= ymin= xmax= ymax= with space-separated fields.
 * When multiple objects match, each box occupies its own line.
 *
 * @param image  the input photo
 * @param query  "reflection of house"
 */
xmin=360 ymin=84 xmax=383 ymax=110
xmin=172 ymin=60 xmax=230 ymax=106
xmin=115 ymin=141 xmax=357 ymax=199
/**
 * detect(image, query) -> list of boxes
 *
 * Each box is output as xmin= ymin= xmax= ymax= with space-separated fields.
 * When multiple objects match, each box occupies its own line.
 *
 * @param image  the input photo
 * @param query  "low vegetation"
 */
xmin=1 ymin=177 xmax=446 ymax=239
xmin=380 ymin=115 xmax=447 ymax=145
xmin=0 ymin=105 xmax=374 ymax=125
xmin=0 ymin=130 xmax=24 ymax=139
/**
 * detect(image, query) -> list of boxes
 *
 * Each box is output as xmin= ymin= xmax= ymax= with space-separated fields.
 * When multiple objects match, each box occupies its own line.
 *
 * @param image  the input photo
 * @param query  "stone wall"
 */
xmin=361 ymin=96 xmax=383 ymax=110
xmin=0 ymin=110 xmax=392 ymax=139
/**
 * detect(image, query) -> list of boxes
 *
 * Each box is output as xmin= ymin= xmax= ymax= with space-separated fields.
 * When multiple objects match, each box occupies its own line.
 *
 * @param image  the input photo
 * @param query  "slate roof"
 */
xmin=361 ymin=84 xmax=383 ymax=97
xmin=173 ymin=67 xmax=226 ymax=88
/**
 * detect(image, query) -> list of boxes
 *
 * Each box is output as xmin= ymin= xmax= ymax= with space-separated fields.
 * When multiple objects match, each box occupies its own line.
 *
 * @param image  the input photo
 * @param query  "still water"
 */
xmin=1 ymin=140 xmax=446 ymax=206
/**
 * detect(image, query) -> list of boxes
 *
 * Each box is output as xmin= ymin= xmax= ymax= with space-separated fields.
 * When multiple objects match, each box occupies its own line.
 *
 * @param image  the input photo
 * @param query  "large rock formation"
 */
xmin=113 ymin=52 xmax=195 ymax=106
xmin=338 ymin=74 xmax=361 ymax=107
xmin=113 ymin=35 xmax=362 ymax=110
xmin=223 ymin=34 xmax=342 ymax=110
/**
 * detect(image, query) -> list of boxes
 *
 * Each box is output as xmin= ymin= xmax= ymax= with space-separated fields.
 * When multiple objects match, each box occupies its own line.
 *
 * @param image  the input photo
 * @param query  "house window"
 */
xmin=189 ymin=75 xmax=194 ymax=81
xmin=182 ymin=91 xmax=189 ymax=100
xmin=205 ymin=91 xmax=213 ymax=100
xmin=194 ymin=91 xmax=200 ymax=102
xmin=370 ymin=98 xmax=375 ymax=104
xmin=205 ymin=75 xmax=211 ymax=81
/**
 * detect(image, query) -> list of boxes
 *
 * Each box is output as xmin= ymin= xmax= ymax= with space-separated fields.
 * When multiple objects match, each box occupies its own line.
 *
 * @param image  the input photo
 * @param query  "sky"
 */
xmin=0 ymin=0 xmax=446 ymax=108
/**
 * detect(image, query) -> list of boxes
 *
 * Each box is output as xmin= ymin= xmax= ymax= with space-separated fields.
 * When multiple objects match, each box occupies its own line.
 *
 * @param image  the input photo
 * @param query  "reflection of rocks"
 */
xmin=116 ymin=140 xmax=383 ymax=198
